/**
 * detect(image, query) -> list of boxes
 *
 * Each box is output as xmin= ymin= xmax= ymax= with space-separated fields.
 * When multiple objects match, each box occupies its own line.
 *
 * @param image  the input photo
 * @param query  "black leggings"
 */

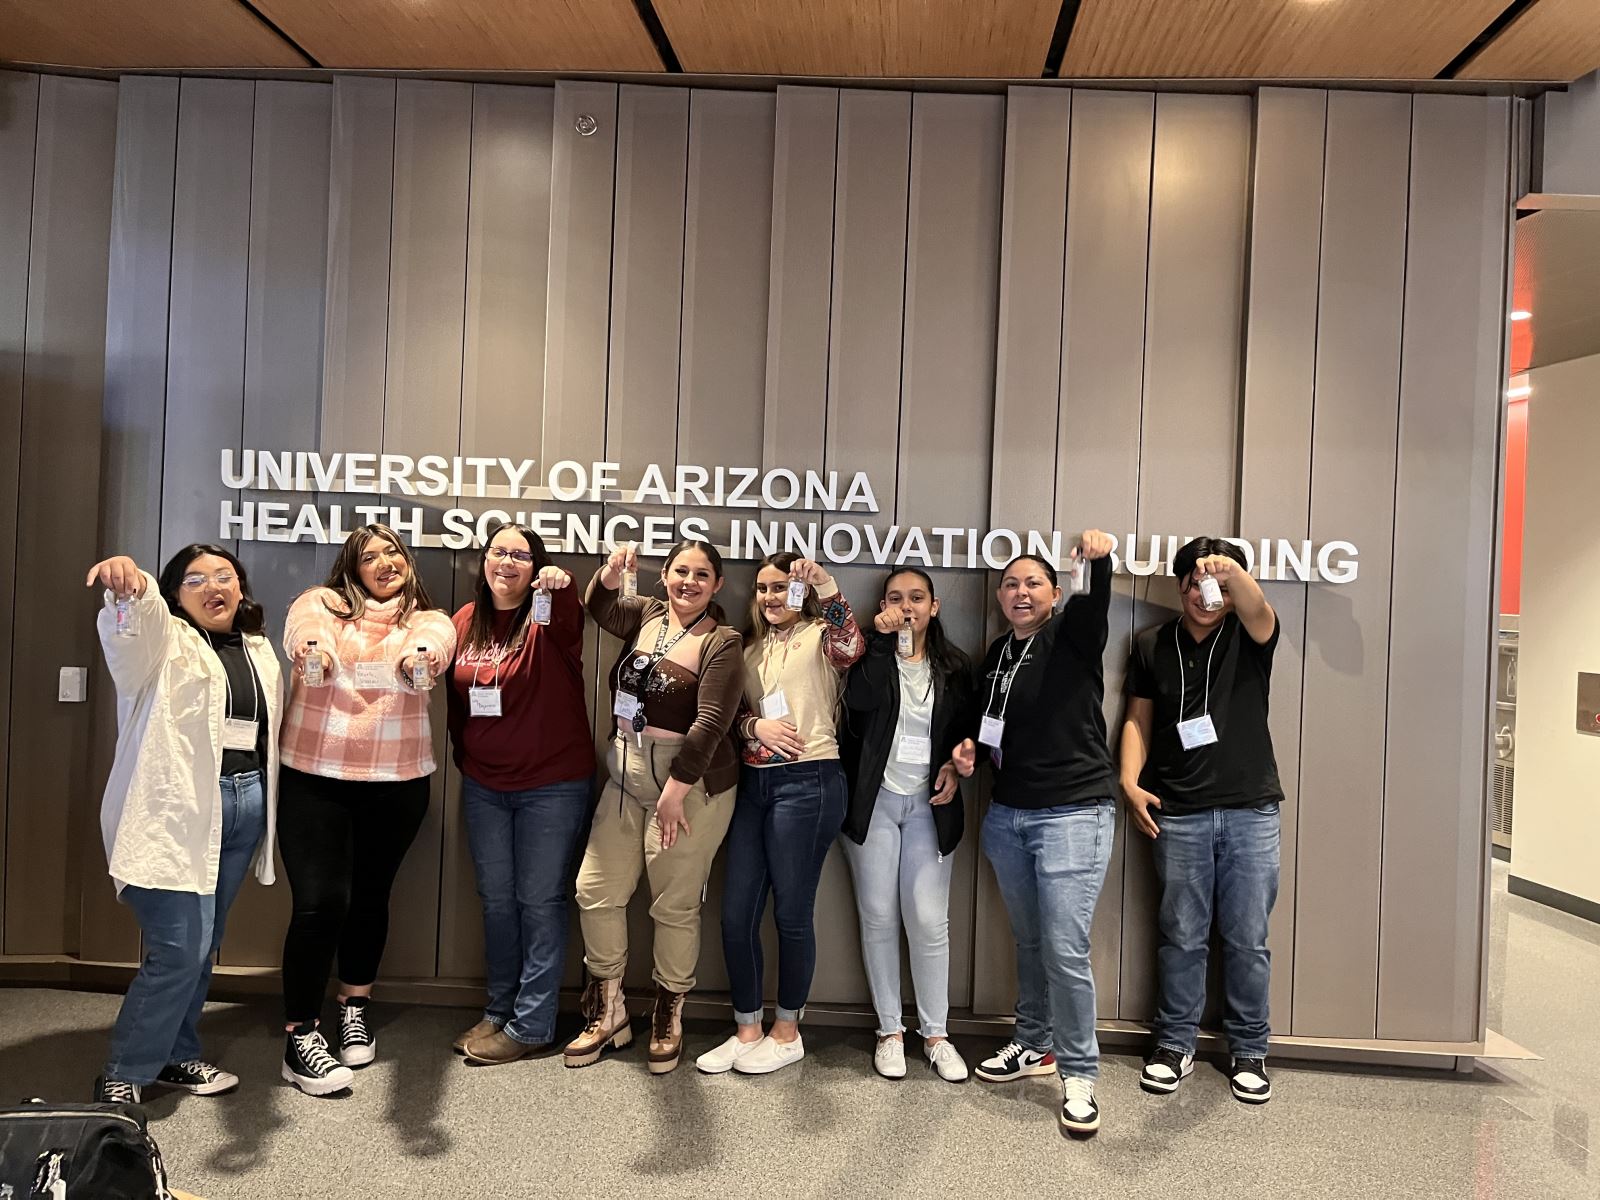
xmin=279 ymin=767 xmax=430 ymax=1024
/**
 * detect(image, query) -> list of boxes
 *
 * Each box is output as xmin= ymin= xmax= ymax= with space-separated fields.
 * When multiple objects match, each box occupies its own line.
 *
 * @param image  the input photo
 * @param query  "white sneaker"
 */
xmin=873 ymin=1036 xmax=907 ymax=1079
xmin=1059 ymin=1075 xmax=1101 ymax=1138
xmin=695 ymin=1034 xmax=763 ymax=1075
xmin=732 ymin=1034 xmax=805 ymax=1075
xmin=925 ymin=1039 xmax=969 ymax=1082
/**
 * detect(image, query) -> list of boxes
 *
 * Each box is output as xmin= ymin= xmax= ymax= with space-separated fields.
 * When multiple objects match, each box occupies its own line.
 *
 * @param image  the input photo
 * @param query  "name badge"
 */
xmin=978 ymin=714 xmax=1005 ymax=749
xmin=470 ymin=687 xmax=502 ymax=718
xmin=761 ymin=689 xmax=791 ymax=720
xmin=222 ymin=717 xmax=257 ymax=751
xmin=353 ymin=661 xmax=396 ymax=691
xmin=614 ymin=691 xmax=642 ymax=722
xmin=897 ymin=734 xmax=932 ymax=765
xmin=1177 ymin=714 xmax=1219 ymax=751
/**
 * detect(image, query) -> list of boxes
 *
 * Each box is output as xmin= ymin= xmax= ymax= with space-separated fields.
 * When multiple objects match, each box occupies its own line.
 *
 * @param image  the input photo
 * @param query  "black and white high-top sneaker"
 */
xmin=337 ymin=998 xmax=375 ymax=1068
xmin=1059 ymin=1076 xmax=1101 ymax=1138
xmin=93 ymin=1076 xmax=142 ymax=1105
xmin=1229 ymin=1057 xmax=1272 ymax=1104
xmin=1140 ymin=1046 xmax=1195 ymax=1095
xmin=974 ymin=1041 xmax=1057 ymax=1083
xmin=283 ymin=1024 xmax=355 ymax=1096
xmin=156 ymin=1059 xmax=239 ymax=1096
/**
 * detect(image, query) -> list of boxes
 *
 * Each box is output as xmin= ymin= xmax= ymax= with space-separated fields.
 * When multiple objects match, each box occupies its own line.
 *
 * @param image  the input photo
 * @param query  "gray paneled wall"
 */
xmin=2 ymin=74 xmax=1511 ymax=1050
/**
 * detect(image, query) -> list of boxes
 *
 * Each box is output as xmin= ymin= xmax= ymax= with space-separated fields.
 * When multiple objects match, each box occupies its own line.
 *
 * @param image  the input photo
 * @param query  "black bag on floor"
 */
xmin=0 ymin=1099 xmax=169 ymax=1199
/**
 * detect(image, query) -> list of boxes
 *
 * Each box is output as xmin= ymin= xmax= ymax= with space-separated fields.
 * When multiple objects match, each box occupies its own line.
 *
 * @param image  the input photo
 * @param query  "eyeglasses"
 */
xmin=486 ymin=548 xmax=534 ymax=564
xmin=181 ymin=571 xmax=236 ymax=591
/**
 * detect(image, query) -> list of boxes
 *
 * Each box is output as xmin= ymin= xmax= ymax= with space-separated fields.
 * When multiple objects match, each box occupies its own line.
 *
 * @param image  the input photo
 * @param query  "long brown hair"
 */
xmin=743 ymin=551 xmax=823 ymax=647
xmin=461 ymin=522 xmax=555 ymax=657
xmin=322 ymin=524 xmax=436 ymax=624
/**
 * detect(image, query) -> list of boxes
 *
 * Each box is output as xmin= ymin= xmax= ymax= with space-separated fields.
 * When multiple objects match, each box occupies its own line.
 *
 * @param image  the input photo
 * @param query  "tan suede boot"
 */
xmin=464 ymin=1028 xmax=544 ymax=1066
xmin=647 ymin=986 xmax=687 ymax=1075
xmin=562 ymin=977 xmax=632 ymax=1068
xmin=453 ymin=1019 xmax=500 ymax=1055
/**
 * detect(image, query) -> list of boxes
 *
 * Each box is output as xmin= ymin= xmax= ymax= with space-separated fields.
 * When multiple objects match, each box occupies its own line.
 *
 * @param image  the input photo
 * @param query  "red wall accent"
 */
xmin=1501 ymin=399 xmax=1527 ymax=614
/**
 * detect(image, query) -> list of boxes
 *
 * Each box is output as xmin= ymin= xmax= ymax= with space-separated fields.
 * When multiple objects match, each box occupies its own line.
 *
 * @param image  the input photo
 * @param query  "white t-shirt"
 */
xmin=883 ymin=656 xmax=935 ymax=796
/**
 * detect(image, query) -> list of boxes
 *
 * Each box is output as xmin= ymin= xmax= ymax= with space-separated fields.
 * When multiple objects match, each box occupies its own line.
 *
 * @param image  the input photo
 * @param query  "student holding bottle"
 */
xmin=445 ymin=522 xmax=592 ymax=1066
xmin=951 ymin=531 xmax=1116 ymax=1138
xmin=839 ymin=568 xmax=974 ymax=1083
xmin=85 ymin=546 xmax=283 ymax=1104
xmin=277 ymin=524 xmax=456 ymax=1095
xmin=697 ymin=553 xmax=864 ymax=1077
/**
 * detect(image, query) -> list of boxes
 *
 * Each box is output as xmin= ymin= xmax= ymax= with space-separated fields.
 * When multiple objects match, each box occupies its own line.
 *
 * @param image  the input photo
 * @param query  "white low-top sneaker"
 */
xmin=925 ymin=1039 xmax=969 ymax=1082
xmin=874 ymin=1037 xmax=907 ymax=1079
xmin=695 ymin=1034 xmax=763 ymax=1075
xmin=732 ymin=1034 xmax=805 ymax=1075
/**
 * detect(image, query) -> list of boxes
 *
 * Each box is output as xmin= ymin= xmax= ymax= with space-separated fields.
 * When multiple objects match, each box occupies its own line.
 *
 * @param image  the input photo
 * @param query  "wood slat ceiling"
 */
xmin=651 ymin=0 xmax=1065 ymax=77
xmin=250 ymin=0 xmax=663 ymax=71
xmin=1459 ymin=0 xmax=1600 ymax=82
xmin=1059 ymin=0 xmax=1510 ymax=79
xmin=0 ymin=0 xmax=310 ymax=69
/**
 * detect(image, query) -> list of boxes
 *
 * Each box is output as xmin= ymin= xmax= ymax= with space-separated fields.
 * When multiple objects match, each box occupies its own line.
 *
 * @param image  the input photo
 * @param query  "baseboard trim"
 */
xmin=1508 ymin=874 xmax=1600 ymax=924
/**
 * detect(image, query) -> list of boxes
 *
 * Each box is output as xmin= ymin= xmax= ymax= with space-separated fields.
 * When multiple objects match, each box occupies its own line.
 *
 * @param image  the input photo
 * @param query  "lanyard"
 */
xmin=207 ymin=632 xmax=260 ymax=724
xmin=760 ymin=623 xmax=803 ymax=689
xmin=1175 ymin=623 xmax=1221 ymax=719
xmin=984 ymin=633 xmax=1035 ymax=722
xmin=898 ymin=657 xmax=934 ymax=706
xmin=631 ymin=608 xmax=708 ymax=695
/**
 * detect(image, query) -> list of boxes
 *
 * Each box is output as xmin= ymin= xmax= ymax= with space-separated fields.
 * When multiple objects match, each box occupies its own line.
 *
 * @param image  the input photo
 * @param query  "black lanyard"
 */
xmin=625 ymin=609 xmax=707 ymax=731
xmin=984 ymin=633 xmax=1035 ymax=720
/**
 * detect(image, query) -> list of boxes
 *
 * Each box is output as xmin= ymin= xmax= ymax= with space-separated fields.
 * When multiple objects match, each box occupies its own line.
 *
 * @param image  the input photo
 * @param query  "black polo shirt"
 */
xmin=1127 ymin=612 xmax=1282 ymax=814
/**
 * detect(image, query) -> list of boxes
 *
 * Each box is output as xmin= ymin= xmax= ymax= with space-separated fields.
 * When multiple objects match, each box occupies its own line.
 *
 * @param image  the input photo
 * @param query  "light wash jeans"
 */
xmin=982 ymin=799 xmax=1114 ymax=1080
xmin=106 ymin=771 xmax=266 ymax=1085
xmin=841 ymin=786 xmax=953 ymax=1038
xmin=1150 ymin=802 xmax=1281 ymax=1060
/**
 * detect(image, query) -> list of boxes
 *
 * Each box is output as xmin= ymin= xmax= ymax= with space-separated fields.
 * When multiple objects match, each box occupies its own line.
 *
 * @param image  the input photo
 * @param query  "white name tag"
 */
xmin=221 ymin=717 xmax=257 ymax=751
xmin=897 ymin=734 xmax=932 ymax=765
xmin=761 ymin=689 xmax=791 ymax=720
xmin=1177 ymin=714 xmax=1219 ymax=750
xmin=469 ymin=687 xmax=502 ymax=717
xmin=978 ymin=715 xmax=1005 ymax=749
xmin=613 ymin=691 xmax=642 ymax=721
xmin=353 ymin=661 xmax=396 ymax=691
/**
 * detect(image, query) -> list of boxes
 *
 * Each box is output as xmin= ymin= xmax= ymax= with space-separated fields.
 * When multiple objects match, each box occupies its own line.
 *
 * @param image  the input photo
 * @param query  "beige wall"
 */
xmin=1510 ymin=352 xmax=1600 ymax=907
xmin=0 ymin=72 xmax=1514 ymax=1047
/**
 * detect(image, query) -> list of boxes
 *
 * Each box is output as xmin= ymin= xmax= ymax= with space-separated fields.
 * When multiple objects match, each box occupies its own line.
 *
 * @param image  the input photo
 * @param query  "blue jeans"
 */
xmin=841 ymin=786 xmax=953 ymax=1038
xmin=982 ymin=799 xmax=1114 ymax=1080
xmin=106 ymin=771 xmax=267 ymax=1085
xmin=721 ymin=760 xmax=847 ymax=1024
xmin=462 ymin=774 xmax=591 ymax=1045
xmin=1150 ymin=802 xmax=1281 ymax=1060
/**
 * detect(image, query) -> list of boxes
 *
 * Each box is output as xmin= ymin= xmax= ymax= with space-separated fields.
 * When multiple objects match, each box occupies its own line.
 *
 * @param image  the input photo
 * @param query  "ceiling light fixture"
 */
xmin=1506 ymin=385 xmax=1532 ymax=399
xmin=1509 ymin=310 xmax=1532 ymax=321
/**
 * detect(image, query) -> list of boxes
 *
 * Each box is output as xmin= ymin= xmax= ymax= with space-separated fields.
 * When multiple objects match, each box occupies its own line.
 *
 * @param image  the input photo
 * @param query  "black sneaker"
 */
xmin=974 ymin=1041 xmax=1057 ymax=1083
xmin=1229 ymin=1056 xmax=1272 ymax=1104
xmin=283 ymin=1023 xmax=355 ymax=1096
xmin=156 ymin=1059 xmax=239 ymax=1096
xmin=337 ymin=998 xmax=375 ymax=1068
xmin=1059 ymin=1076 xmax=1101 ymax=1138
xmin=93 ymin=1076 xmax=142 ymax=1105
xmin=1140 ymin=1046 xmax=1195 ymax=1095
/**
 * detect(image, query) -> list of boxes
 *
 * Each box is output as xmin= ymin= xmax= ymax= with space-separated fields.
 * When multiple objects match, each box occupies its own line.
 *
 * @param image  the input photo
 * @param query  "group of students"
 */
xmin=85 ymin=519 xmax=1283 ymax=1140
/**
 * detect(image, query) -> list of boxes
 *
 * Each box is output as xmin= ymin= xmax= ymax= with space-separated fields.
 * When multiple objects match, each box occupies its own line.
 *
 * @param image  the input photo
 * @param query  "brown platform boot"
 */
xmin=647 ymin=986 xmax=687 ymax=1075
xmin=562 ymin=977 xmax=632 ymax=1068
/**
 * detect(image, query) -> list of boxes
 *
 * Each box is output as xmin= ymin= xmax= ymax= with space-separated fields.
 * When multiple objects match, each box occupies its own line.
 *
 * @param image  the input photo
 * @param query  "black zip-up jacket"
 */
xmin=839 ymin=630 xmax=975 ymax=857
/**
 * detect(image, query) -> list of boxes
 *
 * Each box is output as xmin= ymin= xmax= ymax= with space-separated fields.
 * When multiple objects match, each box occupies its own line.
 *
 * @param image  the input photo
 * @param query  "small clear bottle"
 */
xmin=410 ymin=645 xmax=432 ymax=690
xmin=532 ymin=587 xmax=553 ymax=625
xmin=302 ymin=639 xmax=324 ymax=687
xmin=106 ymin=589 xmax=138 ymax=638
xmin=897 ymin=618 xmax=914 ymax=658
xmin=1198 ymin=573 xmax=1225 ymax=612
xmin=621 ymin=543 xmax=638 ymax=599
xmin=1066 ymin=556 xmax=1090 ymax=597
xmin=785 ymin=579 xmax=807 ymax=611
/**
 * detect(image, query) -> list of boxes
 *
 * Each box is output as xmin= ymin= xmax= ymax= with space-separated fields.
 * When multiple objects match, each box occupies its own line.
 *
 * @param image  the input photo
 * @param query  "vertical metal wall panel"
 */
xmin=542 ymin=81 xmax=616 ymax=473
xmin=1378 ymin=95 xmax=1510 ymax=1042
xmin=605 ymin=85 xmax=688 ymax=492
xmin=82 ymin=76 xmax=179 ymax=963
xmin=762 ymin=85 xmax=837 ymax=480
xmin=824 ymin=90 xmax=909 ymax=518
xmin=379 ymin=80 xmax=473 ymax=980
xmin=991 ymin=86 xmax=1069 ymax=535
xmin=1293 ymin=91 xmax=1411 ymax=1038
xmin=160 ymin=79 xmax=253 ymax=564
xmin=1120 ymin=92 xmax=1252 ymax=1020
xmin=221 ymin=80 xmax=333 ymax=969
xmin=321 ymin=77 xmax=395 ymax=457
xmin=677 ymin=89 xmax=775 ymax=472
xmin=439 ymin=82 xmax=556 ymax=981
xmin=5 ymin=75 xmax=116 ymax=954
xmin=0 ymin=70 xmax=39 ymax=951
xmin=1240 ymin=86 xmax=1328 ymax=1034
xmin=1051 ymin=89 xmax=1156 ymax=1019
